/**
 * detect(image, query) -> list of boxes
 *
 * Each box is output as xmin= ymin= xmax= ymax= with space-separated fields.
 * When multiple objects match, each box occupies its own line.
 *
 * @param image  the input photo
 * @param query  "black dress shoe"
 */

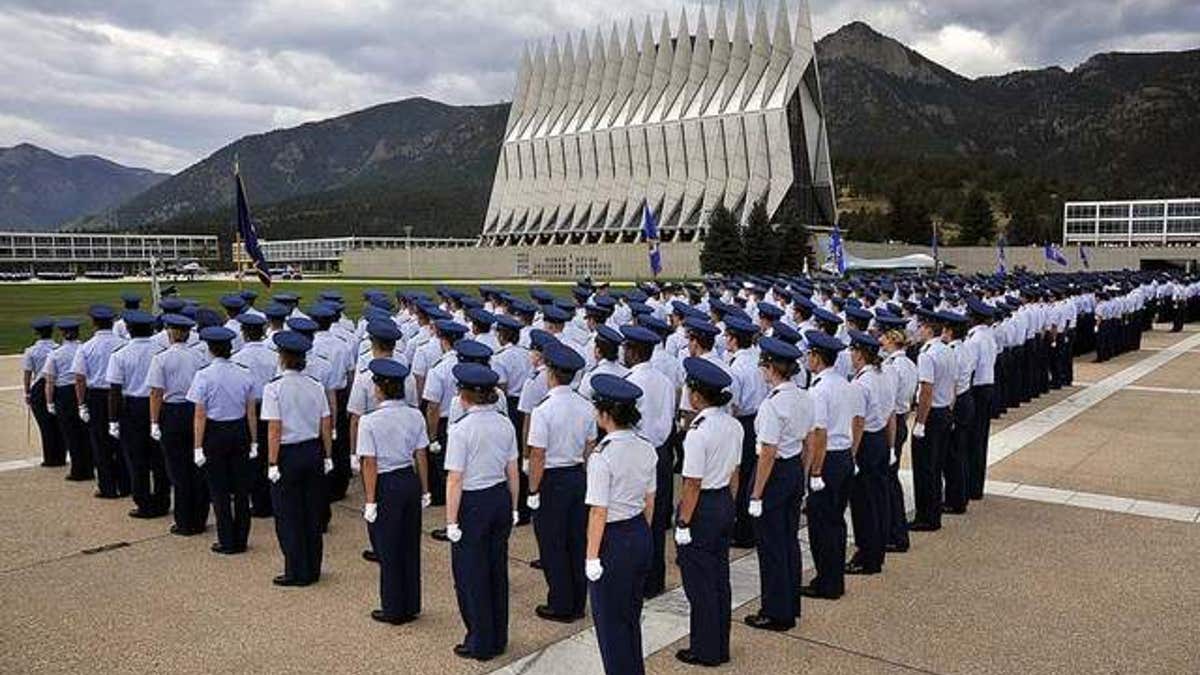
xmin=942 ymin=505 xmax=967 ymax=514
xmin=272 ymin=575 xmax=307 ymax=587
xmin=529 ymin=559 xmax=543 ymax=570
xmin=128 ymin=509 xmax=157 ymax=519
xmin=251 ymin=511 xmax=273 ymax=519
xmin=453 ymin=644 xmax=494 ymax=661
xmin=744 ymin=613 xmax=794 ymax=632
xmin=884 ymin=543 xmax=909 ymax=553
xmin=908 ymin=521 xmax=941 ymax=532
xmin=674 ymin=649 xmax=721 ymax=667
xmin=94 ymin=491 xmax=121 ymax=500
xmin=430 ymin=528 xmax=449 ymax=542
xmin=211 ymin=543 xmax=242 ymax=555
xmin=799 ymin=585 xmax=842 ymax=600
xmin=370 ymin=609 xmax=416 ymax=625
xmin=730 ymin=539 xmax=756 ymax=550
xmin=65 ymin=474 xmax=92 ymax=482
xmin=845 ymin=562 xmax=881 ymax=575
xmin=535 ymin=605 xmax=581 ymax=623
xmin=362 ymin=549 xmax=380 ymax=563
xmin=170 ymin=525 xmax=196 ymax=536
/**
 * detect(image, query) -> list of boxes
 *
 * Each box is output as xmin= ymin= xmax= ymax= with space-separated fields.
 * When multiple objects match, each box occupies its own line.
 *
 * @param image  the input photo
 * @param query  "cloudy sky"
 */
xmin=1 ymin=0 xmax=1195 ymax=173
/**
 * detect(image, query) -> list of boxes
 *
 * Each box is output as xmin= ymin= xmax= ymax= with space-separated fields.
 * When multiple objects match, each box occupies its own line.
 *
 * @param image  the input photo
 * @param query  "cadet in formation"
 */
xmin=73 ymin=305 xmax=127 ymax=497
xmin=24 ymin=318 xmax=64 ymax=468
xmin=43 ymin=318 xmax=92 ymax=481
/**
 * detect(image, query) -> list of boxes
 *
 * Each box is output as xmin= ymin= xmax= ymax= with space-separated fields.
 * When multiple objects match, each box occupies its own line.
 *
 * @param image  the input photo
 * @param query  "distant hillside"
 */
xmin=76 ymin=97 xmax=507 ymax=239
xmin=0 ymin=144 xmax=166 ymax=230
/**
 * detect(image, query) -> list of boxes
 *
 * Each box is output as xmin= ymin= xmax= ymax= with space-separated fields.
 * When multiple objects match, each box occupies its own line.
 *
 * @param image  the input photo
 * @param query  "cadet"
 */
xmin=262 ymin=332 xmax=333 ymax=587
xmin=879 ymin=322 xmax=917 ymax=553
xmin=846 ymin=330 xmax=894 ymax=575
xmin=724 ymin=316 xmax=766 ymax=549
xmin=443 ymin=363 xmax=520 ymax=661
xmin=675 ymin=357 xmax=742 ymax=667
xmin=490 ymin=315 xmax=533 ymax=525
xmin=584 ymin=374 xmax=657 ymax=675
xmin=106 ymin=310 xmax=169 ymax=518
xmin=802 ymin=330 xmax=855 ymax=600
xmin=24 ymin=318 xmax=64 ymax=468
xmin=527 ymin=343 xmax=596 ymax=622
xmin=73 ymin=305 xmax=128 ymax=497
xmin=910 ymin=310 xmax=956 ymax=532
xmin=965 ymin=299 xmax=998 ymax=501
xmin=358 ymin=359 xmax=431 ymax=624
xmin=218 ymin=295 xmax=247 ymax=351
xmin=576 ymin=325 xmax=629 ymax=399
xmin=744 ymin=337 xmax=812 ymax=631
xmin=188 ymin=326 xmax=257 ymax=554
xmin=941 ymin=312 xmax=976 ymax=515
xmin=148 ymin=313 xmax=209 ymax=536
xmin=619 ymin=325 xmax=675 ymax=599
xmin=422 ymin=319 xmax=470 ymax=514
xmin=43 ymin=318 xmax=92 ymax=481
xmin=112 ymin=292 xmax=141 ymax=340
xmin=231 ymin=312 xmax=278 ymax=518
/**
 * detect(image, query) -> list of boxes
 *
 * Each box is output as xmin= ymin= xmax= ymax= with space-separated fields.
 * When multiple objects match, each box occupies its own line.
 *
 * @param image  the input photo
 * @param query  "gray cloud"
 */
xmin=0 ymin=0 xmax=1195 ymax=173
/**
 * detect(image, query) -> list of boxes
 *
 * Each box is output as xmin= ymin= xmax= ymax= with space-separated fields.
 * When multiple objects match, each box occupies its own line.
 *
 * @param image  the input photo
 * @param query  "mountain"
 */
xmin=0 ymin=144 xmax=166 ymax=230
xmin=76 ymin=22 xmax=1200 ymax=241
xmin=77 ymin=97 xmax=507 ymax=239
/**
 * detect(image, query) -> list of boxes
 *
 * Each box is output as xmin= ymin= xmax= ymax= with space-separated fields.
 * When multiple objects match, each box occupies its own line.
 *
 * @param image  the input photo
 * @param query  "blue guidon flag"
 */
xmin=1079 ymin=244 xmax=1091 ymax=269
xmin=642 ymin=202 xmax=662 ymax=277
xmin=996 ymin=234 xmax=1008 ymax=276
xmin=829 ymin=222 xmax=847 ymax=276
xmin=1044 ymin=242 xmax=1069 ymax=267
xmin=235 ymin=164 xmax=271 ymax=287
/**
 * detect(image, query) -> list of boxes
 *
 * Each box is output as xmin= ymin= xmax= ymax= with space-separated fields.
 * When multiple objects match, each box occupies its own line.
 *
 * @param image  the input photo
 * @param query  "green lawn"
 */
xmin=1 ymin=279 xmax=624 ymax=355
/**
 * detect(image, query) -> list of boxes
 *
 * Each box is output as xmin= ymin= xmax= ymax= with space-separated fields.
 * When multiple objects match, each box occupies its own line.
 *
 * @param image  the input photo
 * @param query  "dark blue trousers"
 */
xmin=329 ymin=387 xmax=351 ymax=501
xmin=451 ymin=482 xmax=512 ymax=658
xmin=945 ymin=394 xmax=974 ymax=511
xmin=807 ymin=450 xmax=851 ymax=596
xmin=87 ymin=388 xmax=128 ymax=497
xmin=121 ymin=397 xmax=170 ymax=515
xmin=250 ymin=406 xmax=271 ymax=517
xmin=591 ymin=515 xmax=651 ymax=675
xmin=912 ymin=407 xmax=951 ymax=527
xmin=968 ymin=385 xmax=994 ymax=500
xmin=886 ymin=415 xmax=910 ymax=548
xmin=377 ymin=468 xmax=422 ymax=619
xmin=161 ymin=401 xmax=208 ymax=532
xmin=53 ymin=385 xmax=92 ymax=479
xmin=203 ymin=419 xmax=252 ymax=550
xmin=272 ymin=439 xmax=325 ymax=583
xmin=850 ymin=430 xmax=890 ymax=571
xmin=507 ymin=396 xmax=531 ymax=525
xmin=732 ymin=415 xmax=758 ymax=547
xmin=429 ymin=417 xmax=448 ymax=506
xmin=30 ymin=382 xmax=65 ymax=466
xmin=678 ymin=489 xmax=734 ymax=664
xmin=533 ymin=465 xmax=587 ymax=616
xmin=752 ymin=454 xmax=801 ymax=624
xmin=644 ymin=437 xmax=675 ymax=598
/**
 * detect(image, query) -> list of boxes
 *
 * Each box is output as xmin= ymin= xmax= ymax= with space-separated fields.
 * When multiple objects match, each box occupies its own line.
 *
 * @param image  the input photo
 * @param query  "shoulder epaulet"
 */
xmin=234 ymin=362 xmax=248 ymax=370
xmin=768 ymin=389 xmax=779 ymax=399
xmin=315 ymin=353 xmax=330 ymax=362
xmin=535 ymin=394 xmax=550 ymax=408
xmin=305 ymin=374 xmax=321 ymax=383
xmin=111 ymin=343 xmax=127 ymax=355
xmin=595 ymin=438 xmax=611 ymax=453
xmin=690 ymin=416 xmax=704 ymax=430
xmin=268 ymin=375 xmax=283 ymax=383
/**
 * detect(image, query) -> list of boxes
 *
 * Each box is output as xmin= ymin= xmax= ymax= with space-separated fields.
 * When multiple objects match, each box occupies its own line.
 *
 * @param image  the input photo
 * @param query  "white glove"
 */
xmin=853 ymin=462 xmax=860 ymax=477
xmin=363 ymin=503 xmax=378 ymax=523
xmin=912 ymin=422 xmax=926 ymax=439
xmin=585 ymin=558 xmax=604 ymax=582
xmin=331 ymin=428 xmax=338 ymax=441
xmin=748 ymin=499 xmax=763 ymax=518
xmin=421 ymin=492 xmax=432 ymax=509
xmin=323 ymin=457 xmax=334 ymax=474
xmin=527 ymin=493 xmax=541 ymax=510
xmin=512 ymin=510 xmax=520 ymax=526
xmin=268 ymin=465 xmax=281 ymax=483
xmin=108 ymin=422 xmax=120 ymax=439
xmin=446 ymin=523 xmax=463 ymax=543
xmin=350 ymin=454 xmax=360 ymax=472
xmin=521 ymin=458 xmax=530 ymax=474
xmin=248 ymin=442 xmax=258 ymax=459
xmin=150 ymin=422 xmax=162 ymax=441
xmin=193 ymin=447 xmax=206 ymax=468
xmin=46 ymin=402 xmax=56 ymax=415
xmin=674 ymin=527 xmax=692 ymax=546
xmin=809 ymin=475 xmax=826 ymax=493
xmin=78 ymin=405 xmax=90 ymax=423
xmin=428 ymin=440 xmax=442 ymax=454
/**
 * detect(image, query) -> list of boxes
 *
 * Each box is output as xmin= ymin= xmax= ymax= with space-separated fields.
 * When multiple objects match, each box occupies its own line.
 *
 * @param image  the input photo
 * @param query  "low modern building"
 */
xmin=1063 ymin=198 xmax=1200 ymax=246
xmin=234 ymin=236 xmax=477 ymax=273
xmin=0 ymin=231 xmax=219 ymax=274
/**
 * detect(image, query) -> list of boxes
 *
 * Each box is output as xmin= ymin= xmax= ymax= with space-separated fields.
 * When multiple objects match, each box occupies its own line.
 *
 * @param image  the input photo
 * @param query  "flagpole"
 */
xmin=233 ymin=156 xmax=244 ymax=292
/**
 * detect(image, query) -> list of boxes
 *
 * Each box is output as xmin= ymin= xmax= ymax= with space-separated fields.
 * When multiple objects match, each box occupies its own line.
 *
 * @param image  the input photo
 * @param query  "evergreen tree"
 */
xmin=772 ymin=218 xmax=811 ymax=274
xmin=957 ymin=187 xmax=996 ymax=245
xmin=741 ymin=199 xmax=776 ymax=274
xmin=700 ymin=203 xmax=743 ymax=275
xmin=887 ymin=183 xmax=934 ymax=244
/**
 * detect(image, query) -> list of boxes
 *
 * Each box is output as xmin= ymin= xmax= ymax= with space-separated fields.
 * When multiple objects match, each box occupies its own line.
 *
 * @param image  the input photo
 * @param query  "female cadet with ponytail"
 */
xmin=584 ymin=374 xmax=657 ymax=675
xmin=846 ymin=329 xmax=895 ymax=575
xmin=674 ymin=357 xmax=742 ymax=667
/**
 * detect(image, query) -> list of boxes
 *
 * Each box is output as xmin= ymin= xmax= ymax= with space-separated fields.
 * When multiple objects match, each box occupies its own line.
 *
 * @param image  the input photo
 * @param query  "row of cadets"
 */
xmin=73 ymin=306 xmax=126 ymax=494
xmin=41 ymin=318 xmax=91 ymax=480
xmin=105 ymin=311 xmax=169 ymax=518
xmin=526 ymin=342 xmax=595 ymax=622
xmin=358 ymin=358 xmax=431 ymax=624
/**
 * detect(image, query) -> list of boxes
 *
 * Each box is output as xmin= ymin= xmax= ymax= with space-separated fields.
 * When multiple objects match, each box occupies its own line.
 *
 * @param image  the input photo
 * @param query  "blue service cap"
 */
xmin=286 ymin=316 xmax=318 ymax=333
xmin=434 ymin=320 xmax=468 ymax=337
xmin=595 ymin=324 xmax=623 ymax=345
xmin=88 ymin=304 xmax=116 ymax=321
xmin=306 ymin=303 xmax=335 ymax=320
xmin=626 ymin=301 xmax=652 ymax=316
xmin=571 ymin=286 xmax=591 ymax=301
xmin=119 ymin=292 xmax=142 ymax=307
xmin=272 ymin=292 xmax=300 ymax=304
xmin=637 ymin=315 xmax=671 ymax=335
xmin=273 ymin=331 xmax=312 ymax=354
xmin=845 ymin=306 xmax=874 ymax=323
xmin=757 ymin=302 xmax=784 ymax=320
xmin=122 ymin=310 xmax=155 ymax=327
xmin=163 ymin=314 xmax=195 ymax=329
xmin=792 ymin=296 xmax=816 ymax=312
xmin=195 ymin=308 xmax=224 ymax=328
xmin=452 ymin=362 xmax=499 ymax=390
xmin=529 ymin=288 xmax=556 ymax=304
xmin=584 ymin=303 xmax=613 ymax=319
xmin=936 ymin=310 xmax=967 ymax=325
xmin=366 ymin=319 xmax=401 ymax=341
xmin=848 ymin=329 xmax=881 ymax=351
xmin=805 ymin=330 xmax=846 ymax=353
xmin=454 ymin=339 xmax=493 ymax=362
xmin=812 ymin=307 xmax=843 ymax=326
xmin=619 ymin=325 xmax=660 ymax=345
xmin=263 ymin=303 xmax=290 ymax=320
xmin=363 ymin=305 xmax=390 ymax=321
xmin=421 ymin=304 xmax=452 ymax=321
xmin=509 ymin=299 xmax=537 ymax=316
xmin=670 ymin=300 xmax=696 ymax=317
xmin=495 ymin=314 xmax=523 ymax=331
xmin=459 ymin=296 xmax=483 ymax=310
xmin=759 ymin=336 xmax=801 ymax=362
xmin=235 ymin=312 xmax=267 ymax=327
xmin=55 ymin=317 xmax=81 ymax=330
xmin=966 ymin=297 xmax=996 ymax=318
xmin=724 ymin=316 xmax=758 ymax=337
xmin=684 ymin=317 xmax=720 ymax=338
xmin=593 ymin=295 xmax=616 ymax=309
xmin=683 ymin=356 xmax=733 ymax=391
xmin=528 ymin=329 xmax=558 ymax=351
xmin=543 ymin=342 xmax=585 ymax=372
xmin=773 ymin=322 xmax=802 ymax=345
xmin=875 ymin=313 xmax=907 ymax=329
xmin=542 ymin=305 xmax=572 ymax=324
xmin=219 ymin=295 xmax=246 ymax=310
xmin=369 ymin=358 xmax=409 ymax=380
xmin=466 ymin=307 xmax=496 ymax=326
xmin=239 ymin=289 xmax=257 ymax=301
xmin=590 ymin=373 xmax=643 ymax=404
xmin=31 ymin=317 xmax=55 ymax=330
xmin=318 ymin=289 xmax=343 ymax=301
xmin=199 ymin=326 xmax=236 ymax=343
xmin=159 ymin=297 xmax=185 ymax=313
